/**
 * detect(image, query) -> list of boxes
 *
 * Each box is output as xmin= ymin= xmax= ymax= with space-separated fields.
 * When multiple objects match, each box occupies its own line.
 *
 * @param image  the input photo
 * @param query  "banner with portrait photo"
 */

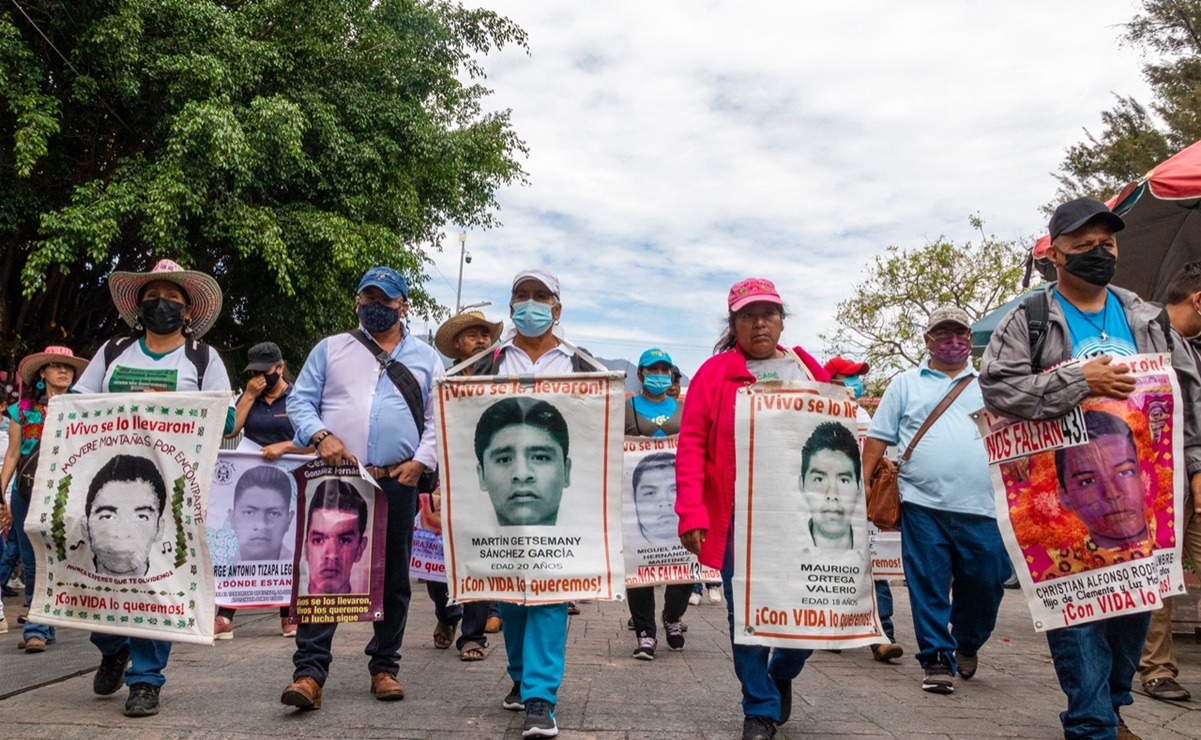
xmin=977 ymin=353 xmax=1184 ymax=631
xmin=733 ymin=383 xmax=885 ymax=650
xmin=208 ymin=451 xmax=310 ymax=609
xmin=622 ymin=436 xmax=721 ymax=586
xmin=25 ymin=391 xmax=229 ymax=645
xmin=435 ymin=372 xmax=626 ymax=605
xmin=288 ymin=460 xmax=387 ymax=624
xmin=410 ymin=487 xmax=447 ymax=583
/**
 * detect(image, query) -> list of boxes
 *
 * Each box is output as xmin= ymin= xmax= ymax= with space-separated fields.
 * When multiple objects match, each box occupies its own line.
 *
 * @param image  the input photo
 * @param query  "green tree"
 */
xmin=0 ymin=0 xmax=527 ymax=370
xmin=1053 ymin=0 xmax=1201 ymax=202
xmin=821 ymin=218 xmax=1032 ymax=390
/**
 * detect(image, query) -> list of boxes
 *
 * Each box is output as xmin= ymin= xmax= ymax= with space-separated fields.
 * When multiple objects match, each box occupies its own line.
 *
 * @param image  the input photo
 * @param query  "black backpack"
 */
xmin=1024 ymin=291 xmax=1171 ymax=373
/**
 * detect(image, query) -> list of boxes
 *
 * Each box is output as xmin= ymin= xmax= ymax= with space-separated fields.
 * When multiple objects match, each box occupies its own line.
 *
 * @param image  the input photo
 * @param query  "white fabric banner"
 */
xmin=410 ymin=490 xmax=447 ymax=583
xmin=26 ymin=391 xmax=229 ymax=645
xmin=207 ymin=451 xmax=310 ymax=609
xmin=977 ymin=353 xmax=1183 ymax=631
xmin=868 ymin=524 xmax=904 ymax=579
xmin=435 ymin=373 xmax=626 ymax=604
xmin=621 ymin=436 xmax=721 ymax=586
xmin=733 ymin=382 xmax=885 ymax=649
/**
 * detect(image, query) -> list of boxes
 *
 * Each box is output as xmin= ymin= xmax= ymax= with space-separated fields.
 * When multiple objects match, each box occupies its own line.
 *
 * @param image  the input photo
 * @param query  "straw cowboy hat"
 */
xmin=108 ymin=259 xmax=223 ymax=338
xmin=434 ymin=310 xmax=503 ymax=359
xmin=17 ymin=346 xmax=90 ymax=385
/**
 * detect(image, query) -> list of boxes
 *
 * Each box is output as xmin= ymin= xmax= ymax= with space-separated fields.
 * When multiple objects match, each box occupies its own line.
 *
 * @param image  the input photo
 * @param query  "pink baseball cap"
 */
xmin=728 ymin=278 xmax=783 ymax=313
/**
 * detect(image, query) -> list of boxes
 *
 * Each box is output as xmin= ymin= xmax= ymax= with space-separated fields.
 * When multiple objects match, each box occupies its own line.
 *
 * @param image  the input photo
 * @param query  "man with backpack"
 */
xmin=280 ymin=266 xmax=443 ymax=710
xmin=980 ymin=198 xmax=1201 ymax=740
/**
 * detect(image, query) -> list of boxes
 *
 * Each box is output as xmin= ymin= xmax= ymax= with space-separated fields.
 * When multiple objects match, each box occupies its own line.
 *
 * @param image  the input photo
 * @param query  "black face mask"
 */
xmin=1060 ymin=245 xmax=1116 ymax=287
xmin=139 ymin=298 xmax=186 ymax=335
xmin=262 ymin=371 xmax=281 ymax=390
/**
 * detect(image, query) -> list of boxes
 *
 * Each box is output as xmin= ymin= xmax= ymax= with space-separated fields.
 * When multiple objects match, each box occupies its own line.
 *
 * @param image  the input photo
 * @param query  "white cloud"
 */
xmin=423 ymin=0 xmax=1150 ymax=376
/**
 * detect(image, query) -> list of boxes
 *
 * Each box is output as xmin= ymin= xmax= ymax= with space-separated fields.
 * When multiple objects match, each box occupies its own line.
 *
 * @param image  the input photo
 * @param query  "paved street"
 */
xmin=0 ymin=582 xmax=1199 ymax=739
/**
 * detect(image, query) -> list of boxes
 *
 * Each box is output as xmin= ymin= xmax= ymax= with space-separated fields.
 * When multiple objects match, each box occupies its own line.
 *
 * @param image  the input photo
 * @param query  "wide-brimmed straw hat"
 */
xmin=18 ymin=346 xmax=90 ymax=385
xmin=434 ymin=310 xmax=503 ymax=359
xmin=109 ymin=259 xmax=223 ymax=338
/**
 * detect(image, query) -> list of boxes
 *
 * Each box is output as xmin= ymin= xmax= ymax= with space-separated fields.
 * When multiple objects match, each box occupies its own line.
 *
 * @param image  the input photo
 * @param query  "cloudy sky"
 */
xmin=418 ymin=0 xmax=1151 ymax=376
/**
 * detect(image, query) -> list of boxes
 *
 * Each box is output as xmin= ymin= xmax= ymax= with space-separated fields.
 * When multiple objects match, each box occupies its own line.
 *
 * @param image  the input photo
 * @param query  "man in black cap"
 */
xmin=980 ymin=197 xmax=1201 ymax=740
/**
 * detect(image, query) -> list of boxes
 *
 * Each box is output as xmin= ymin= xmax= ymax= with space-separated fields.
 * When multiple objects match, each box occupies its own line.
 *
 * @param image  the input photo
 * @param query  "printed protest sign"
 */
xmin=869 ymin=524 xmax=904 ymax=579
xmin=733 ymin=383 xmax=885 ymax=650
xmin=622 ymin=436 xmax=720 ymax=586
xmin=976 ymin=353 xmax=1183 ymax=631
xmin=26 ymin=392 xmax=229 ymax=644
xmin=288 ymin=460 xmax=387 ymax=624
xmin=410 ymin=488 xmax=447 ymax=583
xmin=208 ymin=451 xmax=310 ymax=609
xmin=435 ymin=373 xmax=626 ymax=605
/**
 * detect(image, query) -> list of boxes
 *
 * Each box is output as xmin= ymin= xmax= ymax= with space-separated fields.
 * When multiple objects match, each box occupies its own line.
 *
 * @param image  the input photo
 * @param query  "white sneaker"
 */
xmin=688 ymin=591 xmax=701 ymax=606
xmin=0 ymin=617 xmax=8 ymax=634
xmin=707 ymin=586 xmax=722 ymax=604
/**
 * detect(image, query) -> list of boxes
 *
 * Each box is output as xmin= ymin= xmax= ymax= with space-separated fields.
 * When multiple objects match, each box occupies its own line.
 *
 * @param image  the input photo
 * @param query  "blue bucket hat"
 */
xmin=357 ymin=266 xmax=408 ymax=300
xmin=638 ymin=348 xmax=673 ymax=369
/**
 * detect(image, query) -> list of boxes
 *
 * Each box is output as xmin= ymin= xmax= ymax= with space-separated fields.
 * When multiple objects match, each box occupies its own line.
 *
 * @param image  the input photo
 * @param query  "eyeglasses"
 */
xmin=928 ymin=327 xmax=970 ymax=339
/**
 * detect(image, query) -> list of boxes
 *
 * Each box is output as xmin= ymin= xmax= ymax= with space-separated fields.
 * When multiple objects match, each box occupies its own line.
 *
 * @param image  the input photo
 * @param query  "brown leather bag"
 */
xmin=867 ymin=375 xmax=974 ymax=530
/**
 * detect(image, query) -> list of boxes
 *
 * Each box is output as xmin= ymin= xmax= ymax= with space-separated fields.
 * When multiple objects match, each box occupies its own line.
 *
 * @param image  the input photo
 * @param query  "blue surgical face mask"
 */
xmin=511 ymin=300 xmax=555 ymax=338
xmin=843 ymin=376 xmax=865 ymax=399
xmin=642 ymin=373 xmax=672 ymax=397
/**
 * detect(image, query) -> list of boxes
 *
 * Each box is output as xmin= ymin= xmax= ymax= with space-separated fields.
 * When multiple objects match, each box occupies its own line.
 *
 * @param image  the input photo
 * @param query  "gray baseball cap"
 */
xmin=925 ymin=306 xmax=971 ymax=333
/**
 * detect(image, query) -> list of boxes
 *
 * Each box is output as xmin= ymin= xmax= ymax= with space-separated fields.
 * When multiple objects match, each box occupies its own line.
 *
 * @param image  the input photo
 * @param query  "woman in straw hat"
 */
xmin=73 ymin=258 xmax=235 ymax=718
xmin=0 ymin=347 xmax=89 ymax=652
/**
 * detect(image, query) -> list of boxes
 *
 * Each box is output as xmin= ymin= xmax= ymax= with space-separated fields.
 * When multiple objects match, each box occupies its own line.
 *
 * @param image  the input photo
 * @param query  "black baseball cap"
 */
xmin=244 ymin=341 xmax=283 ymax=372
xmin=1048 ymin=197 xmax=1125 ymax=241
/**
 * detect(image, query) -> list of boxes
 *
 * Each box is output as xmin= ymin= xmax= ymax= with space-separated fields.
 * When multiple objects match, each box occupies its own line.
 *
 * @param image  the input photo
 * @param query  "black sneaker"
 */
xmin=503 ymin=680 xmax=524 ymax=710
xmin=93 ymin=645 xmax=130 ymax=696
xmin=772 ymin=676 xmax=791 ymax=724
xmin=633 ymin=632 xmax=656 ymax=660
xmin=664 ymin=619 xmax=685 ymax=651
xmin=522 ymin=698 xmax=558 ymax=738
xmin=626 ymin=617 xmax=634 ymax=630
xmin=922 ymin=660 xmax=954 ymax=694
xmin=954 ymin=651 xmax=978 ymax=679
xmin=741 ymin=715 xmax=777 ymax=740
xmin=124 ymin=683 xmax=160 ymax=717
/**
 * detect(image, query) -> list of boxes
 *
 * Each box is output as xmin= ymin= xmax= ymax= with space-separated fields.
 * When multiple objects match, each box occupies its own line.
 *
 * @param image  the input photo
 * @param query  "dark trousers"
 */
xmin=425 ymin=580 xmax=491 ymax=650
xmin=292 ymin=477 xmax=416 ymax=684
xmin=627 ymin=584 xmax=693 ymax=638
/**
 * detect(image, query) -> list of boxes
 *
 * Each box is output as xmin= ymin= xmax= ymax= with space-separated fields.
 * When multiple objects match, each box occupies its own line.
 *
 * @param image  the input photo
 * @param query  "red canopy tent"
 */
xmin=1032 ymin=139 xmax=1201 ymax=301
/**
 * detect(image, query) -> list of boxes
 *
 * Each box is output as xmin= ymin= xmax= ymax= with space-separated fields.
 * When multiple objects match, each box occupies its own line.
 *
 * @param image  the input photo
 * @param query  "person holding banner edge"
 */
xmin=1136 ymin=262 xmax=1201 ymax=702
xmin=980 ymin=198 xmax=1201 ymax=740
xmin=73 ymin=258 xmax=235 ymax=718
xmin=676 ymin=277 xmax=829 ymax=740
xmin=625 ymin=347 xmax=693 ymax=661
xmin=470 ymin=268 xmax=604 ymax=739
xmin=0 ymin=346 xmax=89 ymax=652
xmin=281 ymin=266 xmax=443 ymax=710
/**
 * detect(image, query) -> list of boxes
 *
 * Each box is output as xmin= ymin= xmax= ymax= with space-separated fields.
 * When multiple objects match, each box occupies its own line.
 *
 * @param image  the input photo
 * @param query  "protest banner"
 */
xmin=621 ymin=436 xmax=720 ymax=586
xmin=976 ymin=353 xmax=1183 ymax=631
xmin=435 ymin=372 xmax=626 ymax=605
xmin=410 ymin=487 xmax=447 ymax=583
xmin=869 ymin=524 xmax=904 ymax=579
xmin=288 ymin=460 xmax=387 ymax=624
xmin=207 ymin=451 xmax=310 ymax=609
xmin=733 ymin=382 xmax=885 ymax=650
xmin=26 ymin=391 xmax=229 ymax=645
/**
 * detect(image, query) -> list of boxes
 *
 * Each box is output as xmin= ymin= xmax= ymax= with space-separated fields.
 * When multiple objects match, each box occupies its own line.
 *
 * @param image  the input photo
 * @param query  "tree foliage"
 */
xmin=821 ymin=218 xmax=1031 ymax=389
xmin=1053 ymin=0 xmax=1201 ymax=202
xmin=0 ymin=0 xmax=528 ymax=370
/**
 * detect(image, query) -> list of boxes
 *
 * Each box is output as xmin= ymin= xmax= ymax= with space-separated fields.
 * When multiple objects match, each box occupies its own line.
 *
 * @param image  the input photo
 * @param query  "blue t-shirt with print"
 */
xmin=629 ymin=396 xmax=677 ymax=438
xmin=1054 ymin=287 xmax=1136 ymax=359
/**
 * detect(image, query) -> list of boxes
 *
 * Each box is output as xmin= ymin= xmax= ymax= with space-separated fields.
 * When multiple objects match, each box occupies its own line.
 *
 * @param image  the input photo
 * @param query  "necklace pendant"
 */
xmin=1101 ymin=331 xmax=1108 ymax=341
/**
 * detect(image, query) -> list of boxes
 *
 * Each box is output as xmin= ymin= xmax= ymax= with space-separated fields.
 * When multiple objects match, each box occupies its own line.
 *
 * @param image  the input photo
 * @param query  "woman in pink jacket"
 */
xmin=675 ymin=278 xmax=828 ymax=740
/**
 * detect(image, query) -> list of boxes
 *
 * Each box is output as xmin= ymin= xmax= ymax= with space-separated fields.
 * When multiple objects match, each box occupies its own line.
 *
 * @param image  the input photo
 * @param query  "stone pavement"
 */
xmin=0 ymin=583 xmax=1199 ymax=739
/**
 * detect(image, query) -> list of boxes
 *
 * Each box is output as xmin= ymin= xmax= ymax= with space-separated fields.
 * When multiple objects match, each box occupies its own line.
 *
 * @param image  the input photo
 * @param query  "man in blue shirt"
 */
xmin=280 ymin=266 xmax=443 ymax=710
xmin=981 ymin=197 xmax=1201 ymax=740
xmin=863 ymin=306 xmax=1011 ymax=697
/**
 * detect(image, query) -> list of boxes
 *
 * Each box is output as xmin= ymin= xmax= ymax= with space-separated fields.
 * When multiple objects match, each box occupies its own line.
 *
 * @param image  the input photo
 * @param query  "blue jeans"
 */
xmin=1045 ymin=611 xmax=1151 ymax=739
xmin=900 ymin=501 xmax=1010 ymax=673
xmin=425 ymin=580 xmax=490 ymax=650
xmin=293 ymin=478 xmax=416 ymax=684
xmin=7 ymin=494 xmax=54 ymax=642
xmin=498 ymin=601 xmax=569 ymax=704
xmin=721 ymin=522 xmax=810 ymax=721
xmin=90 ymin=633 xmax=172 ymax=687
xmin=872 ymin=580 xmax=895 ymax=644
